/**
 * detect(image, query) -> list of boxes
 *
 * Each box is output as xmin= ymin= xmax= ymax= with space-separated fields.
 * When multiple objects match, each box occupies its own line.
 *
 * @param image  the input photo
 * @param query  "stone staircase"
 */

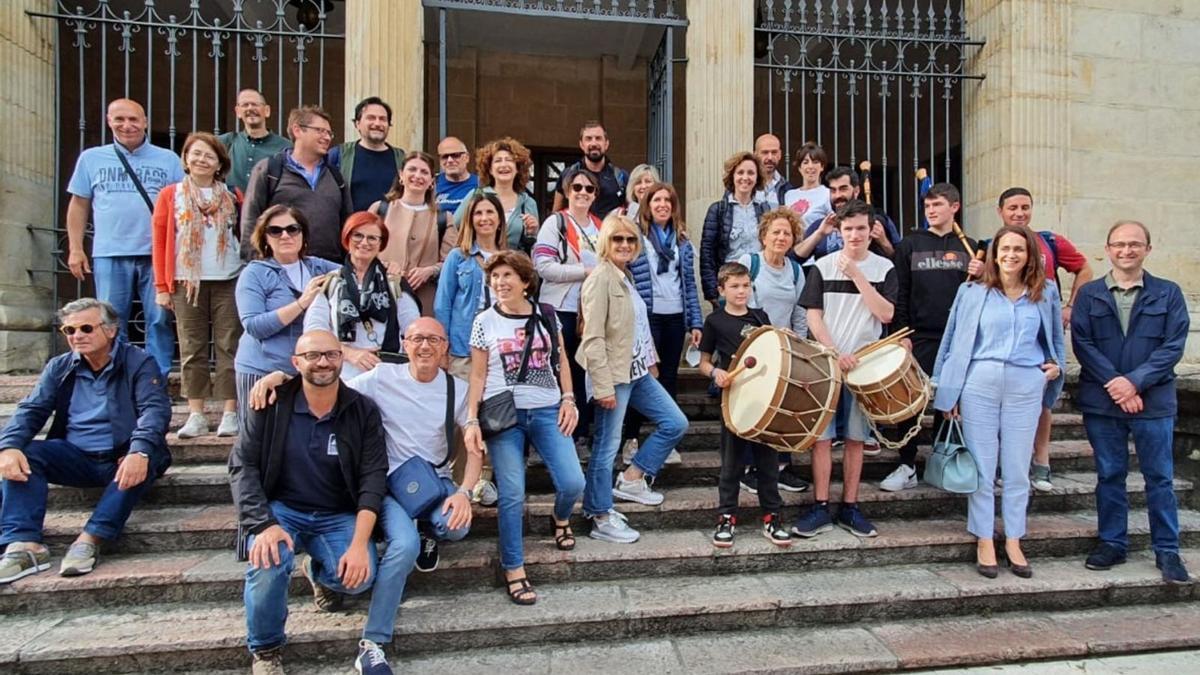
xmin=1 ymin=370 xmax=1198 ymax=674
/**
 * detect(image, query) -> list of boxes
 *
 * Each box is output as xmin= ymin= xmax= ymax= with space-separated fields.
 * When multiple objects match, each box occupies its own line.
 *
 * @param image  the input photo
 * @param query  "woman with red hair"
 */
xmin=304 ymin=211 xmax=421 ymax=380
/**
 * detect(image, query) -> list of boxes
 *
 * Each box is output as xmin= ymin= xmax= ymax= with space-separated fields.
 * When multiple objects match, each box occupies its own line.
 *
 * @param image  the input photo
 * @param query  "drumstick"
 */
xmin=853 ymin=327 xmax=914 ymax=360
xmin=725 ymin=356 xmax=758 ymax=381
xmin=952 ymin=223 xmax=976 ymax=259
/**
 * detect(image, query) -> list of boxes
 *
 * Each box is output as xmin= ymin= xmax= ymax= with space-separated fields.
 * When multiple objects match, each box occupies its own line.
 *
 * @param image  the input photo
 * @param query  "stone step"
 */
xmin=12 ymin=505 xmax=1197 ymax=614
xmin=3 ymin=551 xmax=1198 ymax=674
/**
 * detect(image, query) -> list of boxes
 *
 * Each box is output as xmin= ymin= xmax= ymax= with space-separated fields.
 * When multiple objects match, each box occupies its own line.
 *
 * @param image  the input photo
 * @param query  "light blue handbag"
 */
xmin=923 ymin=418 xmax=979 ymax=494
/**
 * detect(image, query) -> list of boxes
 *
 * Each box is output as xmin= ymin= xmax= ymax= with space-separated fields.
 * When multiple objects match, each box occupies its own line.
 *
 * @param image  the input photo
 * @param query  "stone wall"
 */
xmin=0 ymin=0 xmax=55 ymax=372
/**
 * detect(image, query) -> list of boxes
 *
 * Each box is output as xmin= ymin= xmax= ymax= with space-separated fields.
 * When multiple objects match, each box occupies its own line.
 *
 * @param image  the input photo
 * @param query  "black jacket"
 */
xmin=700 ymin=194 xmax=770 ymax=302
xmin=893 ymin=228 xmax=976 ymax=341
xmin=229 ymin=377 xmax=388 ymax=537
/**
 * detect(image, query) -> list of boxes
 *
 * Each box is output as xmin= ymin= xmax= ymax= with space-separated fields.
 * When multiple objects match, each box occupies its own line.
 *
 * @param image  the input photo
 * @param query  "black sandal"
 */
xmin=552 ymin=517 xmax=576 ymax=551
xmin=504 ymin=574 xmax=538 ymax=605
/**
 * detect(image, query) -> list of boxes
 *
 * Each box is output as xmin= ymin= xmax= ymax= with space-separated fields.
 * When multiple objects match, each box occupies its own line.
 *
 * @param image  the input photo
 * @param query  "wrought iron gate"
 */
xmin=754 ymin=0 xmax=984 ymax=231
xmin=646 ymin=25 xmax=675 ymax=182
xmin=27 ymin=0 xmax=345 ymax=356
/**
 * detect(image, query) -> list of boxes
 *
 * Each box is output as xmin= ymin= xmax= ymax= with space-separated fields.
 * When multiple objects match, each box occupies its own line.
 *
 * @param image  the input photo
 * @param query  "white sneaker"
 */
xmin=880 ymin=464 xmax=918 ymax=492
xmin=621 ymin=438 xmax=639 ymax=465
xmin=613 ymin=471 xmax=664 ymax=506
xmin=216 ymin=412 xmax=238 ymax=437
xmin=663 ymin=448 xmax=683 ymax=465
xmin=176 ymin=412 xmax=209 ymax=439
xmin=589 ymin=509 xmax=640 ymax=544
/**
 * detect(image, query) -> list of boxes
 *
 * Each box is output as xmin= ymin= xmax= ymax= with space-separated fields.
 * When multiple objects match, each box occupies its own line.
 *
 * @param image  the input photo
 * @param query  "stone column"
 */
xmin=344 ymin=0 xmax=424 ymax=152
xmin=683 ymin=0 xmax=755 ymax=243
xmin=0 ymin=0 xmax=56 ymax=372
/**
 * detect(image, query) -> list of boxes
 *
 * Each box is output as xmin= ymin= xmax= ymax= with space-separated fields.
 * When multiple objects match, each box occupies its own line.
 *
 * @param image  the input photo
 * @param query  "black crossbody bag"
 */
xmin=113 ymin=146 xmax=155 ymax=211
xmin=478 ymin=305 xmax=557 ymax=438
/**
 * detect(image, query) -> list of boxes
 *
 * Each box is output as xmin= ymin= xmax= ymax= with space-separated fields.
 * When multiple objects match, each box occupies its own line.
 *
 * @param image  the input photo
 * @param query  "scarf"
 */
xmin=175 ymin=177 xmax=237 ymax=305
xmin=336 ymin=257 xmax=400 ymax=353
xmin=648 ymin=221 xmax=677 ymax=275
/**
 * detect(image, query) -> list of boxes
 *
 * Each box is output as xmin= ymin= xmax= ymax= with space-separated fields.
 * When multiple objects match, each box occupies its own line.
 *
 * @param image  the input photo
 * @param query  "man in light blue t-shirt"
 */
xmin=434 ymin=136 xmax=478 ymax=240
xmin=66 ymin=98 xmax=183 ymax=375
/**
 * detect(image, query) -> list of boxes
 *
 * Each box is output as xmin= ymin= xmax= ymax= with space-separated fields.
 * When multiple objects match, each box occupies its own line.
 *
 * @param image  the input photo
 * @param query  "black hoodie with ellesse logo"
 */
xmin=893 ymin=228 xmax=976 ymax=341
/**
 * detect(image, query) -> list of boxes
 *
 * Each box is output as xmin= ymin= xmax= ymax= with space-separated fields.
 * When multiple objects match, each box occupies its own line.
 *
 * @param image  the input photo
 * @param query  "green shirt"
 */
xmin=1105 ymin=271 xmax=1143 ymax=335
xmin=218 ymin=130 xmax=292 ymax=193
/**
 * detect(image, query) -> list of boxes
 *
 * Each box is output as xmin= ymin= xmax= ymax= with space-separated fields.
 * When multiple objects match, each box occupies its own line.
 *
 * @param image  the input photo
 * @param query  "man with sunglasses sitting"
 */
xmin=0 ymin=298 xmax=171 ymax=583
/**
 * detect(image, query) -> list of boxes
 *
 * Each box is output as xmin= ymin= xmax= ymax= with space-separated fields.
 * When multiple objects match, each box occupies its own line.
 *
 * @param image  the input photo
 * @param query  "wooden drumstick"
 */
xmin=726 ymin=356 xmax=758 ymax=381
xmin=853 ymin=327 xmax=914 ymax=361
xmin=952 ymin=222 xmax=976 ymax=259
xmin=859 ymin=160 xmax=873 ymax=206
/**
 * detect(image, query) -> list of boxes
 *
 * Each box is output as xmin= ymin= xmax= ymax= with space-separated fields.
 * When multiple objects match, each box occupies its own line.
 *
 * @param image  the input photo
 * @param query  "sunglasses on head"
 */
xmin=265 ymin=224 xmax=302 ymax=238
xmin=570 ymin=183 xmax=596 ymax=194
xmin=60 ymin=323 xmax=102 ymax=336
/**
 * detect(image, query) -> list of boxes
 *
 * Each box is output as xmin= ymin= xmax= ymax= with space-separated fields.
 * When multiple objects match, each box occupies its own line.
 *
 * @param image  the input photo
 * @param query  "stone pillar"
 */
xmin=683 ymin=0 xmax=755 ymax=243
xmin=0 ymin=0 xmax=56 ymax=372
xmin=344 ymin=0 xmax=424 ymax=152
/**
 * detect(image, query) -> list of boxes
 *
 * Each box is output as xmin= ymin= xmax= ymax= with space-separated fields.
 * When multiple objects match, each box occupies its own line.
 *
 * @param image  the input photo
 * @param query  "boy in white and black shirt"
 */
xmin=794 ymin=200 xmax=897 ymax=540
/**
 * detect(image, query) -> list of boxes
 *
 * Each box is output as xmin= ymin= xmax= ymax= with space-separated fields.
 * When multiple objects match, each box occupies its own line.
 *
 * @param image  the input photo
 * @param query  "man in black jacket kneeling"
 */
xmin=229 ymin=329 xmax=388 ymax=675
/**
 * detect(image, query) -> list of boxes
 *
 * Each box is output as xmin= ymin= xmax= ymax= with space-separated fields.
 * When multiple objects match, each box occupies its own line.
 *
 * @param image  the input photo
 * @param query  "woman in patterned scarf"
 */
xmin=303 ymin=211 xmax=421 ymax=380
xmin=151 ymin=131 xmax=243 ymax=439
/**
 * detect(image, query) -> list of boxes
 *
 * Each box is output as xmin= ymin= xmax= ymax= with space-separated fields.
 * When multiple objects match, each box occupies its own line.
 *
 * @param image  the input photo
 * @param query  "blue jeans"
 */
xmin=585 ymin=374 xmax=688 ymax=517
xmin=0 ymin=439 xmax=166 ymax=546
xmin=93 ymin=255 xmax=174 ymax=375
xmin=243 ymin=501 xmax=377 ymax=652
xmin=363 ymin=494 xmax=468 ymax=644
xmin=1086 ymin=414 xmax=1179 ymax=555
xmin=489 ymin=405 xmax=584 ymax=570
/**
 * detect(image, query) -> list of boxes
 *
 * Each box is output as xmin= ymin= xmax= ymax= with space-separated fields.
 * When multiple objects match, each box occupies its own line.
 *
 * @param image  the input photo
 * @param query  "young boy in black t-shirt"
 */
xmin=699 ymin=262 xmax=792 ymax=549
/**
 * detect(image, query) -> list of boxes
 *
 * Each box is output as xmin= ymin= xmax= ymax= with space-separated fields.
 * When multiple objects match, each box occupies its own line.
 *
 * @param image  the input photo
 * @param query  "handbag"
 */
xmin=477 ymin=306 xmax=548 ymax=438
xmin=390 ymin=374 xmax=457 ymax=518
xmin=923 ymin=418 xmax=980 ymax=494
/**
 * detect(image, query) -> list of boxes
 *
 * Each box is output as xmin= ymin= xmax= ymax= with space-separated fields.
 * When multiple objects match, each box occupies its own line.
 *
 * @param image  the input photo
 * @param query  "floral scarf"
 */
xmin=174 ymin=177 xmax=237 ymax=305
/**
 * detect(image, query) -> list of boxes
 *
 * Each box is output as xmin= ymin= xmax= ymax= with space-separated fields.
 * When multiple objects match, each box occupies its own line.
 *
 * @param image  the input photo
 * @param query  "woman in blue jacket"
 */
xmin=624 ymin=182 xmax=702 ymax=463
xmin=234 ymin=205 xmax=339 ymax=425
xmin=933 ymin=225 xmax=1065 ymax=579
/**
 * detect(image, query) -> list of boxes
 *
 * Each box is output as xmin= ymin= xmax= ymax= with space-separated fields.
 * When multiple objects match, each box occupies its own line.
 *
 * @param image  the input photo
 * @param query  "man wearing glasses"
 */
xmin=0 ymin=298 xmax=171 ymax=584
xmin=241 ymin=105 xmax=352 ymax=263
xmin=434 ymin=136 xmax=479 ymax=242
xmin=218 ymin=88 xmax=291 ymax=193
xmin=231 ymin=329 xmax=390 ymax=674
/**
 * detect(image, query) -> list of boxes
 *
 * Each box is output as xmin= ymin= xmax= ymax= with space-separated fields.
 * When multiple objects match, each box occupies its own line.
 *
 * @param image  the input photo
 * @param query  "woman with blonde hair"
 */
xmin=615 ymin=163 xmax=661 ymax=220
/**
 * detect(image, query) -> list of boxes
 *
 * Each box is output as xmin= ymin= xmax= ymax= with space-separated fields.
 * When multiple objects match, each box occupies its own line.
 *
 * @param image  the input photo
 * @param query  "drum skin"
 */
xmin=844 ymin=343 xmax=930 ymax=424
xmin=721 ymin=326 xmax=841 ymax=453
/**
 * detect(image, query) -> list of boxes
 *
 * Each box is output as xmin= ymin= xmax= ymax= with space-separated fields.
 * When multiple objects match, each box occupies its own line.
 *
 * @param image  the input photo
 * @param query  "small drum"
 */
xmin=844 ymin=343 xmax=930 ymax=424
xmin=721 ymin=327 xmax=841 ymax=453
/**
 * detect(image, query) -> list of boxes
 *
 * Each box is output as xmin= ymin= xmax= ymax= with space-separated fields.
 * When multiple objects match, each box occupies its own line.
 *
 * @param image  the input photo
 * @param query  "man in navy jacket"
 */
xmin=1071 ymin=220 xmax=1191 ymax=584
xmin=0 ymin=298 xmax=171 ymax=583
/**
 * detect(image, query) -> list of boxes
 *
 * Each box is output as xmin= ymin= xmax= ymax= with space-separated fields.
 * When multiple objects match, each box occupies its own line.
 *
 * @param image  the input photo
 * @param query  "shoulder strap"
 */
xmin=538 ymin=303 xmax=561 ymax=376
xmin=326 ymin=160 xmax=346 ymax=191
xmin=556 ymin=212 xmax=569 ymax=263
xmin=264 ymin=152 xmax=286 ymax=204
xmin=377 ymin=199 xmax=390 ymax=218
xmin=749 ymin=253 xmax=761 ymax=280
xmin=1038 ymin=231 xmax=1059 ymax=266
xmin=789 ymin=258 xmax=802 ymax=285
xmin=113 ymin=147 xmax=154 ymax=211
xmin=437 ymin=373 xmax=454 ymax=469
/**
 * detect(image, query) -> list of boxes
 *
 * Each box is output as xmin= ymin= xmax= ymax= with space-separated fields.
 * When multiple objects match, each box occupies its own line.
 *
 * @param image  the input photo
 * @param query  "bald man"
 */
xmin=435 ymin=136 xmax=479 ymax=240
xmin=754 ymin=133 xmax=794 ymax=208
xmin=66 ymin=98 xmax=184 ymax=375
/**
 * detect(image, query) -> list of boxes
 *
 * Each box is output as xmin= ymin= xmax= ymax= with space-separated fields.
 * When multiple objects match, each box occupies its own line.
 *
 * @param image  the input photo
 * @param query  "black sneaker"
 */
xmin=762 ymin=513 xmax=792 ymax=547
xmin=415 ymin=534 xmax=439 ymax=573
xmin=712 ymin=514 xmax=735 ymax=548
xmin=777 ymin=465 xmax=810 ymax=493
xmin=1156 ymin=551 xmax=1193 ymax=585
xmin=1084 ymin=543 xmax=1126 ymax=571
xmin=739 ymin=468 xmax=759 ymax=495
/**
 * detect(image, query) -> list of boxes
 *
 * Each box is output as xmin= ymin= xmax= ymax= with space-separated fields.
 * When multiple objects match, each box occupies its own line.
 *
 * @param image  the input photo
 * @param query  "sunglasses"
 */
xmin=265 ymin=224 xmax=302 ymax=238
xmin=295 ymin=350 xmax=343 ymax=363
xmin=439 ymin=151 xmax=467 ymax=161
xmin=59 ymin=323 xmax=103 ymax=336
xmin=570 ymin=183 xmax=596 ymax=194
xmin=611 ymin=235 xmax=639 ymax=245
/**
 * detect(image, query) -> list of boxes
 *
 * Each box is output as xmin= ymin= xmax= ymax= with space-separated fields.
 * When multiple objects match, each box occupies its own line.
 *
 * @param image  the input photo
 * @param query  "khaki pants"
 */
xmin=172 ymin=279 xmax=241 ymax=401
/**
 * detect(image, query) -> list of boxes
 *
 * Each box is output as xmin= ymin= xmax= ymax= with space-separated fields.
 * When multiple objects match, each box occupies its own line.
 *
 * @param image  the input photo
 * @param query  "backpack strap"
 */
xmin=789 ymin=258 xmax=802 ymax=286
xmin=556 ymin=212 xmax=569 ymax=263
xmin=537 ymin=302 xmax=561 ymax=376
xmin=436 ymin=373 xmax=454 ymax=469
xmin=749 ymin=252 xmax=761 ymax=281
xmin=264 ymin=152 xmax=286 ymax=204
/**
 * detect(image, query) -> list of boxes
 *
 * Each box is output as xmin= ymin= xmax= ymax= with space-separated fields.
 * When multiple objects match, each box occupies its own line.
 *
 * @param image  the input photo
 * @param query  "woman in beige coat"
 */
xmin=371 ymin=150 xmax=445 ymax=315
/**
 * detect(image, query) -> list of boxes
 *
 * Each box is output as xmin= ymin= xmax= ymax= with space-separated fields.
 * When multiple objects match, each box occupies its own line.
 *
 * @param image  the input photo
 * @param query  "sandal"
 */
xmin=504 ymin=574 xmax=538 ymax=606
xmin=552 ymin=517 xmax=576 ymax=551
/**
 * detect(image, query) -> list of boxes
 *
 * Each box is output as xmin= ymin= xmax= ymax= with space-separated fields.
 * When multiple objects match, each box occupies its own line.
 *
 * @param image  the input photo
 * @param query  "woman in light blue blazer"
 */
xmin=933 ymin=225 xmax=1066 ymax=580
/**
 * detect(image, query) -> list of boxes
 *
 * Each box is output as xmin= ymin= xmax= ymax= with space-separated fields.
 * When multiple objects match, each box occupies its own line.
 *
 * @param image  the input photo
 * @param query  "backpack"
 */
xmin=263 ymin=152 xmax=346 ymax=205
xmin=555 ymin=211 xmax=601 ymax=263
xmin=748 ymin=252 xmax=802 ymax=295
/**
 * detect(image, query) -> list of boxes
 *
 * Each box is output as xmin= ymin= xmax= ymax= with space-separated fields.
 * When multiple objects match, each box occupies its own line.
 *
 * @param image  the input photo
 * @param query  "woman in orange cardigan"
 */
xmin=151 ymin=132 xmax=243 ymax=438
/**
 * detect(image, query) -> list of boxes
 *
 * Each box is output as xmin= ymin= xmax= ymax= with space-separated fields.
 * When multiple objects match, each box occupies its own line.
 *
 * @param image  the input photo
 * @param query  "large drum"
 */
xmin=844 ymin=343 xmax=930 ymax=424
xmin=721 ymin=326 xmax=841 ymax=453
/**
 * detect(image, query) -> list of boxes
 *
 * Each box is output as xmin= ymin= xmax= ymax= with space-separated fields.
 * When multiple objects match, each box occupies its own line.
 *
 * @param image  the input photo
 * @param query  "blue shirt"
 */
xmin=971 ymin=288 xmax=1046 ymax=367
xmin=284 ymin=151 xmax=323 ymax=191
xmin=65 ymin=349 xmax=117 ymax=452
xmin=345 ymin=145 xmax=399 ymax=212
xmin=274 ymin=395 xmax=354 ymax=513
xmin=436 ymin=173 xmax=480 ymax=222
xmin=67 ymin=139 xmax=184 ymax=257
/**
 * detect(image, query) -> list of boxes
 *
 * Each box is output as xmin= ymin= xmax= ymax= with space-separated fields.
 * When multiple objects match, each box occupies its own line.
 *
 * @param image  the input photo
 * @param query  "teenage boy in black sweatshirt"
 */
xmin=879 ymin=183 xmax=977 ymax=492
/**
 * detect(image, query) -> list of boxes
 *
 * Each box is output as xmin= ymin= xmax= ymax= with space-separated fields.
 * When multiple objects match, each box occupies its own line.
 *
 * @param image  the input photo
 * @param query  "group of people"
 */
xmin=0 ymin=91 xmax=1190 ymax=675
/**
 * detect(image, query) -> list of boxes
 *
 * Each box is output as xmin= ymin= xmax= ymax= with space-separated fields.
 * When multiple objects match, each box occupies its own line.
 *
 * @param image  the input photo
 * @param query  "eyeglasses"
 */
xmin=295 ymin=350 xmax=343 ymax=363
xmin=299 ymin=124 xmax=334 ymax=139
xmin=611 ymin=235 xmax=639 ymax=245
xmin=571 ymin=183 xmax=596 ymax=194
xmin=1107 ymin=241 xmax=1147 ymax=251
xmin=405 ymin=335 xmax=447 ymax=346
xmin=265 ymin=224 xmax=302 ymax=238
xmin=439 ymin=151 xmax=467 ymax=161
xmin=350 ymin=232 xmax=382 ymax=244
xmin=60 ymin=323 xmax=102 ymax=336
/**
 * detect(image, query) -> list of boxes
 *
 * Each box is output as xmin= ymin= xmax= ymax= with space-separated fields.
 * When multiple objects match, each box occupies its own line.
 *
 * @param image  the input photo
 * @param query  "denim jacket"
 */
xmin=435 ymin=244 xmax=492 ymax=357
xmin=628 ymin=233 xmax=703 ymax=330
xmin=0 ymin=341 xmax=172 ymax=469
xmin=932 ymin=281 xmax=1066 ymax=411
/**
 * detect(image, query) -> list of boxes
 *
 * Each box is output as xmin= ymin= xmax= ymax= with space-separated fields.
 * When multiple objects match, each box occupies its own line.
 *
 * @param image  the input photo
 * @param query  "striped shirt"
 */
xmin=799 ymin=250 xmax=898 ymax=355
